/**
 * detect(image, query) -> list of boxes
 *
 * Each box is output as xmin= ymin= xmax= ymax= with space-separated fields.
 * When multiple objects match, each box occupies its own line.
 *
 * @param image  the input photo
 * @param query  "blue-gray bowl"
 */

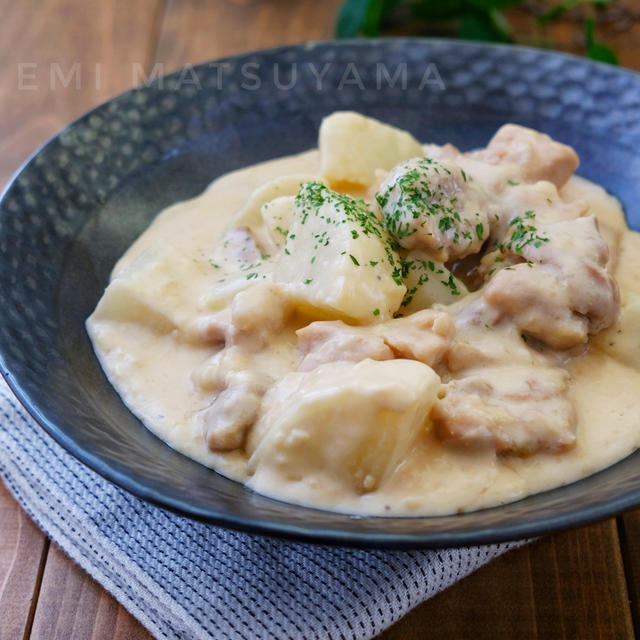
xmin=1 ymin=39 xmax=639 ymax=548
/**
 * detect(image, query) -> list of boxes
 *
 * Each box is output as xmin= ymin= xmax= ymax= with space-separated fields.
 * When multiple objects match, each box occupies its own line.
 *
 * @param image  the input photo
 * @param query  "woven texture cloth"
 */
xmin=0 ymin=376 xmax=520 ymax=640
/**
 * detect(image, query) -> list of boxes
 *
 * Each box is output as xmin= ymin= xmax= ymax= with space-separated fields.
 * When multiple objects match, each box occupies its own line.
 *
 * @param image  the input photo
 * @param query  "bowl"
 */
xmin=1 ymin=39 xmax=640 ymax=548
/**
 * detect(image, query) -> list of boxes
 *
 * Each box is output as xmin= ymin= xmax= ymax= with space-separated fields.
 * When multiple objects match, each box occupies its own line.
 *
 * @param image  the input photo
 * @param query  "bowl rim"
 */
xmin=2 ymin=37 xmax=640 ymax=549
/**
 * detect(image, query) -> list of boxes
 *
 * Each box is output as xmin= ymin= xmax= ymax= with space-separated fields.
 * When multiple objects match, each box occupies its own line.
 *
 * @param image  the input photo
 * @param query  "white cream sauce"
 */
xmin=87 ymin=138 xmax=640 ymax=516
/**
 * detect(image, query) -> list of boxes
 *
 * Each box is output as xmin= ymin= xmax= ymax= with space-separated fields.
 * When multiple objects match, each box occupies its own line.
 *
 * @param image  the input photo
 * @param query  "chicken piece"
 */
xmin=376 ymin=157 xmax=491 ymax=261
xmin=296 ymin=309 xmax=455 ymax=371
xmin=201 ymin=384 xmax=262 ymax=451
xmin=197 ymin=347 xmax=272 ymax=451
xmin=231 ymin=281 xmax=293 ymax=336
xmin=296 ymin=321 xmax=394 ymax=372
xmin=379 ymin=309 xmax=455 ymax=367
xmin=490 ymin=180 xmax=587 ymax=240
xmin=518 ymin=216 xmax=619 ymax=334
xmin=446 ymin=341 xmax=490 ymax=372
xmin=205 ymin=228 xmax=273 ymax=312
xmin=188 ymin=282 xmax=293 ymax=349
xmin=477 ymin=124 xmax=579 ymax=188
xmin=598 ymin=221 xmax=622 ymax=274
xmin=193 ymin=346 xmax=249 ymax=392
xmin=484 ymin=215 xmax=619 ymax=348
xmin=422 ymin=142 xmax=460 ymax=161
xmin=433 ymin=365 xmax=576 ymax=455
xmin=182 ymin=309 xmax=231 ymax=345
xmin=446 ymin=306 xmax=539 ymax=372
xmin=484 ymin=265 xmax=588 ymax=350
xmin=477 ymin=248 xmax=522 ymax=282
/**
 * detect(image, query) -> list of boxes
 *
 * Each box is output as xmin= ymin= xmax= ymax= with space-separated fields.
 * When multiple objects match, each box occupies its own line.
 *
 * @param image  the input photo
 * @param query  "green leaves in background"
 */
xmin=336 ymin=0 xmax=399 ymax=37
xmin=458 ymin=8 xmax=513 ymax=42
xmin=335 ymin=0 xmax=619 ymax=65
xmin=337 ymin=0 xmax=522 ymax=40
xmin=537 ymin=0 xmax=610 ymax=24
xmin=584 ymin=17 xmax=619 ymax=63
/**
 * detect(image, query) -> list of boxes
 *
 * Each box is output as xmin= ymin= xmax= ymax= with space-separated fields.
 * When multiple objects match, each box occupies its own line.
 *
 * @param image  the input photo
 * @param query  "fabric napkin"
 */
xmin=0 ymin=376 xmax=520 ymax=640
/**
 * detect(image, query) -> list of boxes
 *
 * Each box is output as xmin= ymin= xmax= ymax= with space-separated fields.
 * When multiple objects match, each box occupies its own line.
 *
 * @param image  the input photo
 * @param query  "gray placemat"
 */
xmin=0 ymin=376 xmax=521 ymax=640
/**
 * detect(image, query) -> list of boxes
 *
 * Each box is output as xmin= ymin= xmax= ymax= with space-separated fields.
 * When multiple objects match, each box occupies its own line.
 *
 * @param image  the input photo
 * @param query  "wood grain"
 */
xmin=155 ymin=0 xmax=344 ymax=72
xmin=155 ymin=4 xmax=640 ymax=640
xmin=380 ymin=520 xmax=634 ymax=640
xmin=0 ymin=1 xmax=163 ymax=636
xmin=29 ymin=544 xmax=151 ymax=640
xmin=1 ymin=1 xmax=640 ymax=639
xmin=619 ymin=512 xmax=640 ymax=637
xmin=0 ymin=0 xmax=164 ymax=188
xmin=505 ymin=2 xmax=640 ymax=71
xmin=0 ymin=483 xmax=48 ymax=640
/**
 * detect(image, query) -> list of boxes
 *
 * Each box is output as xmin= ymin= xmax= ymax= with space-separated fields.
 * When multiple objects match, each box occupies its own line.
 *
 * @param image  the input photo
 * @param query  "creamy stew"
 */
xmin=87 ymin=112 xmax=640 ymax=516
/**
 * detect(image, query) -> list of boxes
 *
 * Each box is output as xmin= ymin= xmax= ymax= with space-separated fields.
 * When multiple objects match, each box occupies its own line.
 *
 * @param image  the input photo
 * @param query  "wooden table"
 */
xmin=1 ymin=1 xmax=640 ymax=638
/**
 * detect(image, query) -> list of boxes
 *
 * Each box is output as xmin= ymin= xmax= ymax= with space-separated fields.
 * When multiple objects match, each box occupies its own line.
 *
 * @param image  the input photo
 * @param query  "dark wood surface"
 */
xmin=0 ymin=1 xmax=639 ymax=638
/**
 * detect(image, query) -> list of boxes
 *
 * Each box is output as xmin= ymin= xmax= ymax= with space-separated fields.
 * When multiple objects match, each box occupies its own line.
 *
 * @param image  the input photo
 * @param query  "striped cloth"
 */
xmin=0 ymin=377 xmax=520 ymax=640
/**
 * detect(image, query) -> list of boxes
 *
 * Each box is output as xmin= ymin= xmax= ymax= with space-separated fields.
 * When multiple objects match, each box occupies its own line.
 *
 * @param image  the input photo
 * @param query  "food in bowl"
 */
xmin=87 ymin=112 xmax=640 ymax=516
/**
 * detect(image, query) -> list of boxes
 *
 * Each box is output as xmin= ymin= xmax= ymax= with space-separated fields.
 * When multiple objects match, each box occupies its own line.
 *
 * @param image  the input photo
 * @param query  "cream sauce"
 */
xmin=87 ymin=134 xmax=640 ymax=516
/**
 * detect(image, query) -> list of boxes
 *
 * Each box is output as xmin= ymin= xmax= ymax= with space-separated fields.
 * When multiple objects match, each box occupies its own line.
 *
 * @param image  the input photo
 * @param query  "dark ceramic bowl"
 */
xmin=1 ymin=39 xmax=640 ymax=549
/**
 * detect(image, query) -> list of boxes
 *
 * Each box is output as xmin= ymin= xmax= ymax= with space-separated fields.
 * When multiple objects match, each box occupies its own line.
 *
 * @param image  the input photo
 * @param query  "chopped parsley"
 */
xmin=283 ymin=182 xmax=404 ymax=288
xmin=502 ymin=211 xmax=549 ymax=255
xmin=375 ymin=158 xmax=479 ymax=248
xmin=441 ymin=272 xmax=461 ymax=296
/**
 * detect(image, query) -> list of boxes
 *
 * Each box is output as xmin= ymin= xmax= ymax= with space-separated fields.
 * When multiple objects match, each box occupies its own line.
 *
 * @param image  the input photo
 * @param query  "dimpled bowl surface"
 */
xmin=1 ymin=39 xmax=640 ymax=548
